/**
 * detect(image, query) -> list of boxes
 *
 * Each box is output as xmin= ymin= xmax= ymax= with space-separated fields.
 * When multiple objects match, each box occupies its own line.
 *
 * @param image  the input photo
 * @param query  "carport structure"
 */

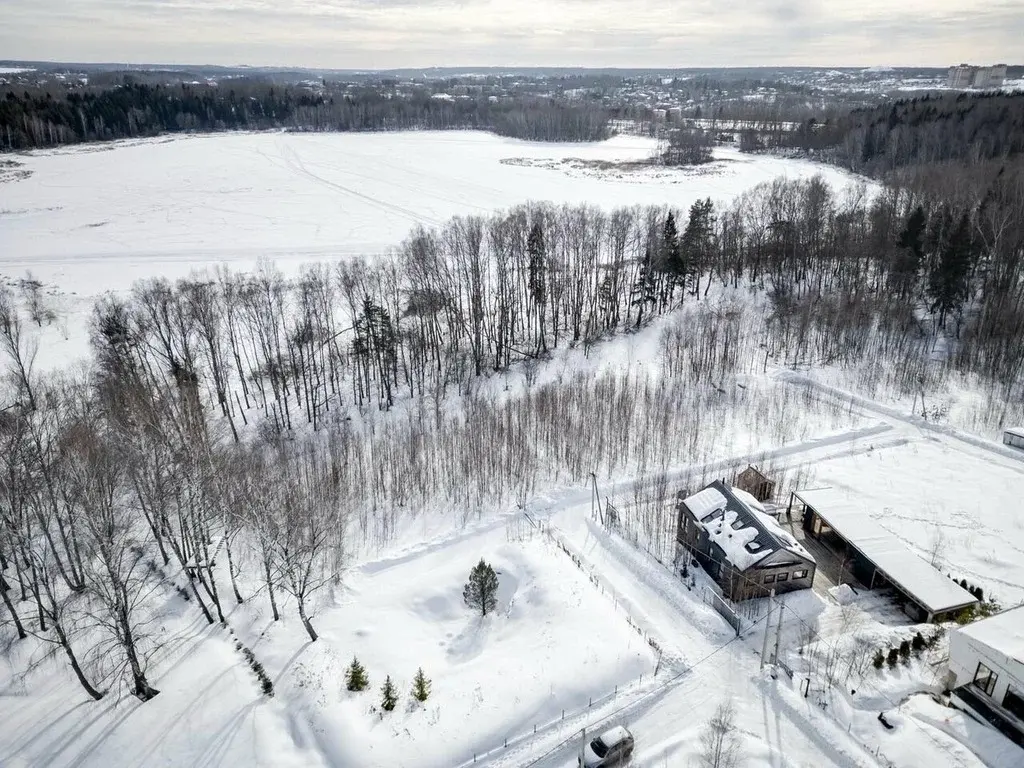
xmin=788 ymin=487 xmax=979 ymax=623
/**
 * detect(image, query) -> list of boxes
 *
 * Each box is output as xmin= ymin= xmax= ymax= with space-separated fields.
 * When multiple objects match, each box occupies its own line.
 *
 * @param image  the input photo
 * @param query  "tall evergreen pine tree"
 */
xmin=527 ymin=221 xmax=548 ymax=354
xmin=381 ymin=675 xmax=398 ymax=712
xmin=927 ymin=212 xmax=975 ymax=329
xmin=345 ymin=657 xmax=370 ymax=692
xmin=463 ymin=559 xmax=500 ymax=617
xmin=894 ymin=205 xmax=927 ymax=297
xmin=411 ymin=667 xmax=432 ymax=702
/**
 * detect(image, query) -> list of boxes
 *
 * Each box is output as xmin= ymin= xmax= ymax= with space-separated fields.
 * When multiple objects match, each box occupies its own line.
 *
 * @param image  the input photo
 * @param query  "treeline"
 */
xmin=0 ymin=79 xmax=611 ymax=150
xmin=0 ymin=329 xmax=348 ymax=697
xmin=17 ymin=165 xmax=1018 ymax=433
xmin=784 ymin=92 xmax=1024 ymax=174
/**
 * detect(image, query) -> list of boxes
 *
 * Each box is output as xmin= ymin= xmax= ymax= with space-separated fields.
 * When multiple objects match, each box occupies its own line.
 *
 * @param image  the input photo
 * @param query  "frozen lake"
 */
xmin=1 ymin=130 xmax=866 ymax=295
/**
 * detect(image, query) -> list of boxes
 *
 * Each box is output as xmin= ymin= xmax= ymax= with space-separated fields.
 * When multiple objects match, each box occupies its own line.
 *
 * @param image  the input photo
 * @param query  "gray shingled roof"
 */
xmin=683 ymin=480 xmax=813 ymax=571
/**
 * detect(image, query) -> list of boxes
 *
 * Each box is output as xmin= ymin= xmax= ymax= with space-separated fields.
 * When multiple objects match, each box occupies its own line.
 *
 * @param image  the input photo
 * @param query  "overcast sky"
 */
xmin=3 ymin=0 xmax=1021 ymax=69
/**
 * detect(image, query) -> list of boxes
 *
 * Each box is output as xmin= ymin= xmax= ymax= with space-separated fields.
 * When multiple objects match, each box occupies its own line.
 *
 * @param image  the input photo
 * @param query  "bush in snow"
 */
xmin=233 ymin=638 xmax=274 ymax=696
xmin=380 ymin=675 xmax=398 ymax=712
xmin=873 ymin=649 xmax=885 ymax=669
xmin=898 ymin=639 xmax=911 ymax=664
xmin=411 ymin=667 xmax=432 ymax=702
xmin=912 ymin=632 xmax=926 ymax=656
xmin=463 ymin=559 xmax=499 ymax=617
xmin=346 ymin=657 xmax=370 ymax=692
xmin=886 ymin=648 xmax=899 ymax=668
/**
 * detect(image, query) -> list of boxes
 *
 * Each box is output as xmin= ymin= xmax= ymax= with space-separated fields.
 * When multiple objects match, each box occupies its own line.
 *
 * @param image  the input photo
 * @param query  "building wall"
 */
xmin=950 ymin=630 xmax=1024 ymax=705
xmin=729 ymin=561 xmax=814 ymax=601
xmin=948 ymin=64 xmax=1008 ymax=89
xmin=948 ymin=65 xmax=976 ymax=88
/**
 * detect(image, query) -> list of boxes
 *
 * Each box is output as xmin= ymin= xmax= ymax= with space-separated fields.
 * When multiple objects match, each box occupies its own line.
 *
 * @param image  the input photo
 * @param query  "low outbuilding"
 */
xmin=1003 ymin=428 xmax=1024 ymax=450
xmin=790 ymin=487 xmax=978 ymax=623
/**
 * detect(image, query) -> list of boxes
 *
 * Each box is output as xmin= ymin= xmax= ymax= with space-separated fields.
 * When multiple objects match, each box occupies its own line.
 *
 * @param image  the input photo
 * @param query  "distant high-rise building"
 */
xmin=948 ymin=64 xmax=1007 ymax=89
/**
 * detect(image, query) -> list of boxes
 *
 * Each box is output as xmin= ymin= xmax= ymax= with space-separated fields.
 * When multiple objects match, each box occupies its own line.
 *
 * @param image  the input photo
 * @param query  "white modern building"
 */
xmin=949 ymin=605 xmax=1024 ymax=746
xmin=948 ymin=64 xmax=1008 ymax=89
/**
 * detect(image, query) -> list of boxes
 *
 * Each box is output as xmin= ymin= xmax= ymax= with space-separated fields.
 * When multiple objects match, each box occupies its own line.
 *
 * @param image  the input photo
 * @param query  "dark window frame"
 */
xmin=1002 ymin=685 xmax=1024 ymax=721
xmin=792 ymin=569 xmax=808 ymax=579
xmin=776 ymin=573 xmax=789 ymax=582
xmin=974 ymin=662 xmax=998 ymax=697
xmin=764 ymin=573 xmax=776 ymax=584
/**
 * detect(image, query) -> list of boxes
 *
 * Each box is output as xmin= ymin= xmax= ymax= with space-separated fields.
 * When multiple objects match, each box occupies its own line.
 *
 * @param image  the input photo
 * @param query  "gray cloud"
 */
xmin=1 ymin=0 xmax=1020 ymax=67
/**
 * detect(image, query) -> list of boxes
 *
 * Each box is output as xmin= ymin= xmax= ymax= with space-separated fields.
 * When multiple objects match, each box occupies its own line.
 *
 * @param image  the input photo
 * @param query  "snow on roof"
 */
xmin=598 ymin=725 xmax=631 ymax=746
xmin=1004 ymin=427 xmax=1024 ymax=439
xmin=794 ymin=487 xmax=978 ymax=615
xmin=704 ymin=506 xmax=770 ymax=570
xmin=956 ymin=605 xmax=1024 ymax=665
xmin=683 ymin=482 xmax=813 ymax=572
xmin=684 ymin=486 xmax=727 ymax=520
xmin=733 ymin=487 xmax=765 ymax=513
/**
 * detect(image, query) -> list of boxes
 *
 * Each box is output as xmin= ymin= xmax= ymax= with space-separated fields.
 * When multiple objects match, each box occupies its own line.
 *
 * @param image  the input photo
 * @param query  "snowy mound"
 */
xmin=830 ymin=583 xmax=858 ymax=604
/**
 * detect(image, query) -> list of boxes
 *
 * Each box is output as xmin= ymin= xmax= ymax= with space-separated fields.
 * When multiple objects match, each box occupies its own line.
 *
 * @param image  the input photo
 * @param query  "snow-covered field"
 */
xmin=2 ymin=130 xmax=1023 ymax=768
xmin=0 ymin=131 xmax=864 ymax=296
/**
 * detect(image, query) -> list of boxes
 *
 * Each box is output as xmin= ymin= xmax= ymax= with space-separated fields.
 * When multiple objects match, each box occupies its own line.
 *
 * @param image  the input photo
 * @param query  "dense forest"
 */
xmin=784 ymin=92 xmax=1024 ymax=174
xmin=0 ymin=79 xmax=612 ymax=149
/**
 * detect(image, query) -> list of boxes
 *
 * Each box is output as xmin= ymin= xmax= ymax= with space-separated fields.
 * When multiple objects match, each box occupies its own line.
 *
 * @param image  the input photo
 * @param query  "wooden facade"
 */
xmin=676 ymin=482 xmax=816 ymax=602
xmin=735 ymin=465 xmax=776 ymax=503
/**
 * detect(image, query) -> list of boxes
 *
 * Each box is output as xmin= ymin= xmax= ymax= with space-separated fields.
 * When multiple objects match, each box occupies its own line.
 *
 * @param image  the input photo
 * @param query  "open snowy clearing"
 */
xmin=0 ymin=130 xmax=866 ymax=296
xmin=0 ymin=517 xmax=657 ymax=768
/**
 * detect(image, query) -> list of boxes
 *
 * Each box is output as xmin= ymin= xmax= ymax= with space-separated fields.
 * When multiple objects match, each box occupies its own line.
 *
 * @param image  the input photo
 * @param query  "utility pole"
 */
xmin=760 ymin=589 xmax=775 ymax=670
xmin=772 ymin=597 xmax=785 ymax=666
xmin=590 ymin=472 xmax=596 ymax=521
xmin=580 ymin=726 xmax=586 ymax=764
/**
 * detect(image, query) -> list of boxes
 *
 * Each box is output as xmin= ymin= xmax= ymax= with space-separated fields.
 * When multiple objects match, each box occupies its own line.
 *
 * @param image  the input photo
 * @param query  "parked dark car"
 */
xmin=579 ymin=725 xmax=634 ymax=767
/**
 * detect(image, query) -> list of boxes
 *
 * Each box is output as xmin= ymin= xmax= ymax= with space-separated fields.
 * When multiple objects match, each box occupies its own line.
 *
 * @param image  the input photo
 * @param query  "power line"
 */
xmin=516 ymin=609 xmax=779 ymax=768
xmin=593 ymin=513 xmax=974 ymax=767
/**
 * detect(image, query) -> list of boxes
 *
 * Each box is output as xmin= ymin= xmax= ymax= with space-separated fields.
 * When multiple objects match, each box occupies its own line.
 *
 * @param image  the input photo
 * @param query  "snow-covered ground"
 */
xmin=2 ymin=130 xmax=1023 ymax=768
xmin=0 ymin=130 xmax=865 ymax=296
xmin=4 ymin=376 xmax=1021 ymax=767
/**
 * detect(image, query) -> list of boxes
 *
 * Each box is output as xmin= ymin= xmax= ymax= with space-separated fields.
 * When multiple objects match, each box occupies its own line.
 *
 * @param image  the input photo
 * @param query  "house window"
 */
xmin=1003 ymin=686 xmax=1024 ymax=721
xmin=776 ymin=573 xmax=789 ymax=582
xmin=764 ymin=574 xmax=776 ymax=584
xmin=974 ymin=662 xmax=998 ymax=697
xmin=792 ymin=569 xmax=808 ymax=580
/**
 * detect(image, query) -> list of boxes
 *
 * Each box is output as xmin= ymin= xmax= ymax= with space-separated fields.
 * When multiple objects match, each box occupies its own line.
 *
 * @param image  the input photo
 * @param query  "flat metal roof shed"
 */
xmin=792 ymin=487 xmax=978 ymax=622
